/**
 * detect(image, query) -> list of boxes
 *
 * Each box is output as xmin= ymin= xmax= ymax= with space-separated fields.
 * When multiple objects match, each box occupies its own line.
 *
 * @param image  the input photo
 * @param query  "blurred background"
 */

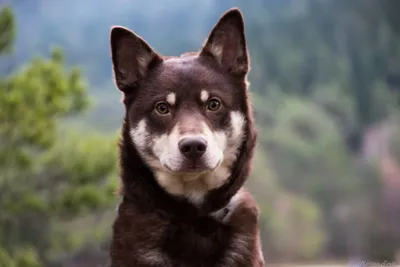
xmin=1 ymin=0 xmax=400 ymax=266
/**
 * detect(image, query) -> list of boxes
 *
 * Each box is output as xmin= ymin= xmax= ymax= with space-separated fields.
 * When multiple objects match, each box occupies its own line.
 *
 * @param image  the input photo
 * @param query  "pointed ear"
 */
xmin=110 ymin=26 xmax=162 ymax=93
xmin=200 ymin=8 xmax=249 ymax=77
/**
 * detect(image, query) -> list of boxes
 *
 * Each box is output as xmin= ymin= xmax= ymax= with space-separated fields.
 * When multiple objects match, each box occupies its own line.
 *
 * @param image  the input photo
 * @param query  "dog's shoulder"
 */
xmin=211 ymin=189 xmax=264 ymax=267
xmin=218 ymin=188 xmax=259 ymax=225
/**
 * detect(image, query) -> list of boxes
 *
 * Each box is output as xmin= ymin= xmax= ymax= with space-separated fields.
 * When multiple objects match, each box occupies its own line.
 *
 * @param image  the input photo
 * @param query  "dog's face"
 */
xmin=110 ymin=9 xmax=250 ymax=201
xmin=129 ymin=59 xmax=245 ymax=174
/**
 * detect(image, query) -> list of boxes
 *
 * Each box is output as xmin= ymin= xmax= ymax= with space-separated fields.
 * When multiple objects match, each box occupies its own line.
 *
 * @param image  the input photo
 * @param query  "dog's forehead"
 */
xmin=162 ymin=55 xmax=213 ymax=78
xmin=146 ymin=55 xmax=232 ymax=96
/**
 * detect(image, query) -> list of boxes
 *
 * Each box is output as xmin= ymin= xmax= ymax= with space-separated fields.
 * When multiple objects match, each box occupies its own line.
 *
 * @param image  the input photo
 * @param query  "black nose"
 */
xmin=178 ymin=137 xmax=207 ymax=160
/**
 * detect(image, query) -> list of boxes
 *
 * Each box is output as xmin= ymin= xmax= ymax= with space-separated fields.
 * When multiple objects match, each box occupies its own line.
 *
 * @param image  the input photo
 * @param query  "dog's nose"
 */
xmin=178 ymin=137 xmax=207 ymax=160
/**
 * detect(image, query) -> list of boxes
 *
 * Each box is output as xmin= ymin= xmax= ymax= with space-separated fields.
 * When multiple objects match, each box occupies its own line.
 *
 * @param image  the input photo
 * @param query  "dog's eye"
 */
xmin=155 ymin=102 xmax=170 ymax=115
xmin=207 ymin=98 xmax=221 ymax=111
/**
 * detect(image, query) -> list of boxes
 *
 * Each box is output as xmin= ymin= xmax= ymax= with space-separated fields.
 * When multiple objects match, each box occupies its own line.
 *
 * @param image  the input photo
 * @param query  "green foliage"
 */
xmin=242 ymin=0 xmax=400 ymax=260
xmin=266 ymin=193 xmax=325 ymax=261
xmin=0 ymin=247 xmax=41 ymax=267
xmin=249 ymin=151 xmax=326 ymax=261
xmin=0 ymin=7 xmax=117 ymax=266
xmin=0 ymin=6 xmax=15 ymax=54
xmin=0 ymin=48 xmax=89 ymax=169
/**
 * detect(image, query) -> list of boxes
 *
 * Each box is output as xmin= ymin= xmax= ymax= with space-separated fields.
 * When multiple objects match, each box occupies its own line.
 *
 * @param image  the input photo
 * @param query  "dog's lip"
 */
xmin=162 ymin=159 xmax=222 ymax=175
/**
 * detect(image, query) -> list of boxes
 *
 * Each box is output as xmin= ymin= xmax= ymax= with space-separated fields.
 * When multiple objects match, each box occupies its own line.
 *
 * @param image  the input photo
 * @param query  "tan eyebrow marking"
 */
xmin=166 ymin=93 xmax=176 ymax=106
xmin=200 ymin=90 xmax=209 ymax=103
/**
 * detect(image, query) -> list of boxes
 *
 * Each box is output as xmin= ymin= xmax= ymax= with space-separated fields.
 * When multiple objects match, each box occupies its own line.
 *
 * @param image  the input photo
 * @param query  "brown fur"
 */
xmin=109 ymin=8 xmax=264 ymax=267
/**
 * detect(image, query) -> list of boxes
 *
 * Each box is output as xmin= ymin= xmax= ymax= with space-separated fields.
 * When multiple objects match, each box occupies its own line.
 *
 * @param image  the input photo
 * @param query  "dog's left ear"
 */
xmin=200 ymin=8 xmax=249 ymax=77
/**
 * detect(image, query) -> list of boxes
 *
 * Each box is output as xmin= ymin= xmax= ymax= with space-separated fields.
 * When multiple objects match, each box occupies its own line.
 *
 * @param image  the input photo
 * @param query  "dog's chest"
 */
xmin=163 ymin=216 xmax=231 ymax=263
xmin=112 ymin=202 xmax=234 ymax=267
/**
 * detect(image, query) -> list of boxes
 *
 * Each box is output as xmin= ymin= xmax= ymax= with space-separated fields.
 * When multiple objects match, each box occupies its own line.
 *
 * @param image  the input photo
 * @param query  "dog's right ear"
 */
xmin=110 ymin=26 xmax=162 ymax=93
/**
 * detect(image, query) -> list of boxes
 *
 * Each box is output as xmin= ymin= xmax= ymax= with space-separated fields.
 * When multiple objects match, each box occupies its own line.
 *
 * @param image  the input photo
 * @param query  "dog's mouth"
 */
xmin=186 ymin=161 xmax=206 ymax=172
xmin=162 ymin=159 xmax=222 ymax=175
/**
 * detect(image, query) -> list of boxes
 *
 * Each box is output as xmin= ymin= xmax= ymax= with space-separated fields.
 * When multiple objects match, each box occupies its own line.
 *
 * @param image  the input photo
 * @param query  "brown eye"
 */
xmin=155 ymin=102 xmax=170 ymax=115
xmin=207 ymin=98 xmax=221 ymax=111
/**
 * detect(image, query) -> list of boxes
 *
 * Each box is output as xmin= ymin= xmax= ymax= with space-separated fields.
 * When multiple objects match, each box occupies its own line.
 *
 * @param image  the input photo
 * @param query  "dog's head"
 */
xmin=111 ymin=8 xmax=255 ymax=203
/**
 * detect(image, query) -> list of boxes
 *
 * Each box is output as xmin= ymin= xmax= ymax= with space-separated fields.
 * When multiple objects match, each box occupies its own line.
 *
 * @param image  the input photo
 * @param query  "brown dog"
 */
xmin=109 ymin=8 xmax=264 ymax=267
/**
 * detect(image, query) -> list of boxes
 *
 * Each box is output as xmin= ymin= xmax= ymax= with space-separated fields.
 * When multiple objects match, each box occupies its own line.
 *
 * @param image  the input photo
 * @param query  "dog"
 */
xmin=109 ymin=8 xmax=264 ymax=267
